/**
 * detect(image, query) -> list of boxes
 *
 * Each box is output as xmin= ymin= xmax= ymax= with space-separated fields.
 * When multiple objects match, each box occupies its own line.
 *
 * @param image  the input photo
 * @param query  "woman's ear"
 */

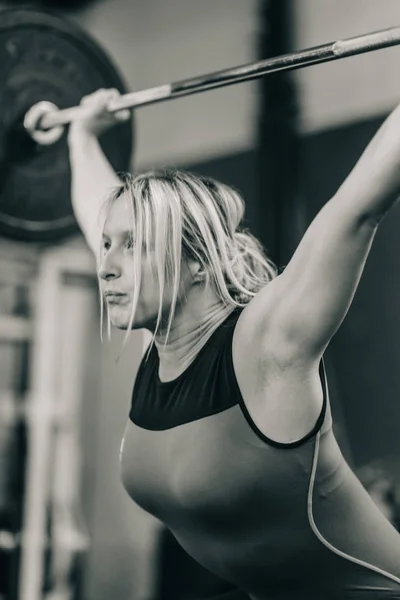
xmin=186 ymin=259 xmax=205 ymax=284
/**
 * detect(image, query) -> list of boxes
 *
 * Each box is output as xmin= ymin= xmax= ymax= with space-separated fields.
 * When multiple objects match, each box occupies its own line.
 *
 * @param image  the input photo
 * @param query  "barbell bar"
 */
xmin=26 ymin=25 xmax=400 ymax=146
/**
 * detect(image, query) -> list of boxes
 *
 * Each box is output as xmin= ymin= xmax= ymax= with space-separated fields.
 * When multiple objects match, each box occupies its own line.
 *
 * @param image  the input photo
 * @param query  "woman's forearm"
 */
xmin=68 ymin=126 xmax=122 ymax=253
xmin=336 ymin=105 xmax=400 ymax=225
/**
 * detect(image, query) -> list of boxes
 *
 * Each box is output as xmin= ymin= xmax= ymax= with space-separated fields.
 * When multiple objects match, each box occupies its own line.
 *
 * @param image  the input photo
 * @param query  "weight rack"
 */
xmin=0 ymin=242 xmax=94 ymax=600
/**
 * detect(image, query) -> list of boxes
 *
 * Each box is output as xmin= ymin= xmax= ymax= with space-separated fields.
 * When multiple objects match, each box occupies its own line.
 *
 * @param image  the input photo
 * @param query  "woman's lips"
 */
xmin=104 ymin=292 xmax=127 ymax=303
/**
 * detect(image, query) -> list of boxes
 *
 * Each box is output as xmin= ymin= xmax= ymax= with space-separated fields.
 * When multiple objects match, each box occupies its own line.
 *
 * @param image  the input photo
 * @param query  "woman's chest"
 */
xmin=121 ymin=411 xmax=249 ymax=519
xmin=120 ymin=410 xmax=312 ymax=529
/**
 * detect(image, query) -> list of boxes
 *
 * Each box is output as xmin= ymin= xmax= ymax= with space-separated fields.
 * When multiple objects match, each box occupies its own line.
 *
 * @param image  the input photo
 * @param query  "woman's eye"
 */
xmin=103 ymin=241 xmax=111 ymax=251
xmin=125 ymin=238 xmax=134 ymax=249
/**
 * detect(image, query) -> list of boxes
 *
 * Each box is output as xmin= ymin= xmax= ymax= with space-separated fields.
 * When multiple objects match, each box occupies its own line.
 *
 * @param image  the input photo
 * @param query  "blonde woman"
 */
xmin=68 ymin=89 xmax=400 ymax=600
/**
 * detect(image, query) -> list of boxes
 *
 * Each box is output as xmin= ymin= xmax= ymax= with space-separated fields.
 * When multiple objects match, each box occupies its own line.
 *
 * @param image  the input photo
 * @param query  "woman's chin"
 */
xmin=109 ymin=313 xmax=142 ymax=331
xmin=107 ymin=305 xmax=154 ymax=331
xmin=108 ymin=310 xmax=134 ymax=330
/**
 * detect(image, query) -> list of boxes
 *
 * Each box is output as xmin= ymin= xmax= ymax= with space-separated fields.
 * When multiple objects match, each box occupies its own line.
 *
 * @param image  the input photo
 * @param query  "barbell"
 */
xmin=0 ymin=7 xmax=133 ymax=242
xmin=1 ymin=7 xmax=400 ymax=242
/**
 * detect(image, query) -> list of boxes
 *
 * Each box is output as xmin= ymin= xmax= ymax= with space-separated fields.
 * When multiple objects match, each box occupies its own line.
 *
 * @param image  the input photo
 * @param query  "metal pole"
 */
xmin=35 ymin=26 xmax=400 ymax=131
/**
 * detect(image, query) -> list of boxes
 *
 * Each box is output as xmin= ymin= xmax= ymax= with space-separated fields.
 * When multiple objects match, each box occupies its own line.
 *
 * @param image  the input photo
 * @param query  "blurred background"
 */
xmin=1 ymin=0 xmax=400 ymax=599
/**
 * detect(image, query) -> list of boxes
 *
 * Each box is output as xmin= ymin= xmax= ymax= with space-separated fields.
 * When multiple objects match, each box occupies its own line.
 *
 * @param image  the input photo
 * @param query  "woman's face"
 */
xmin=97 ymin=196 xmax=195 ymax=331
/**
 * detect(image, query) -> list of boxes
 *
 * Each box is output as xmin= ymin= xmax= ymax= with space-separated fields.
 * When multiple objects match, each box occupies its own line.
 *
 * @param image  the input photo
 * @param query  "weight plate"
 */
xmin=0 ymin=7 xmax=134 ymax=242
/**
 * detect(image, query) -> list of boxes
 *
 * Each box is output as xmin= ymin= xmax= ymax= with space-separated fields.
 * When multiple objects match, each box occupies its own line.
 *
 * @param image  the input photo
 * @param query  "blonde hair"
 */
xmin=98 ymin=169 xmax=277 ymax=355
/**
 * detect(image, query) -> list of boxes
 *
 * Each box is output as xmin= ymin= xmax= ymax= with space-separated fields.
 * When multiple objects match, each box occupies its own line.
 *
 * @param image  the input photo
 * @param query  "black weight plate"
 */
xmin=0 ymin=7 xmax=134 ymax=242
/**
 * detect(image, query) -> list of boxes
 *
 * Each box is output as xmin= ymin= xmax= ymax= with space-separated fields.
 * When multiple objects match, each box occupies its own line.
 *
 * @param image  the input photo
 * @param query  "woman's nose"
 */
xmin=98 ymin=251 xmax=122 ymax=281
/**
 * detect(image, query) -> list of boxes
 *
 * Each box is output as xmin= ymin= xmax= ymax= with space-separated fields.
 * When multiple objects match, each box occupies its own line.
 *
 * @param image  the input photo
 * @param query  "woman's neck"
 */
xmin=154 ymin=299 xmax=235 ymax=382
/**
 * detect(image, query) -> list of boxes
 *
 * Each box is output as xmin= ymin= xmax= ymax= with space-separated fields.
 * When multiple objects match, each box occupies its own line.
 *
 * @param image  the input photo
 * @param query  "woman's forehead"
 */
xmin=103 ymin=196 xmax=134 ymax=235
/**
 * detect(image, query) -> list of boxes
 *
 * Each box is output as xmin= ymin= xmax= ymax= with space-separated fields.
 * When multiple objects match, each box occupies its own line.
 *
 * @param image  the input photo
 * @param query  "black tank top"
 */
xmin=121 ymin=308 xmax=400 ymax=600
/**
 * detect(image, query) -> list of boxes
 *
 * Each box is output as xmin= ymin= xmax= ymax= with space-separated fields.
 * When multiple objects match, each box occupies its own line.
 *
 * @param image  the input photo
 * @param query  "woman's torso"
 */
xmin=121 ymin=308 xmax=400 ymax=599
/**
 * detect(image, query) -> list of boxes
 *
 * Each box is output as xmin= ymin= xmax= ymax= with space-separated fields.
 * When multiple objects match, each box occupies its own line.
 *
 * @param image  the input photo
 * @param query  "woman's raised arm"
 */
xmin=67 ymin=89 xmax=130 ymax=255
xmin=251 ymin=102 xmax=400 ymax=363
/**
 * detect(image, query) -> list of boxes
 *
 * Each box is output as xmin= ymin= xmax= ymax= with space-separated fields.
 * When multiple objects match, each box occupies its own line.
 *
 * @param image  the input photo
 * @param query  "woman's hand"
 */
xmin=68 ymin=88 xmax=131 ymax=138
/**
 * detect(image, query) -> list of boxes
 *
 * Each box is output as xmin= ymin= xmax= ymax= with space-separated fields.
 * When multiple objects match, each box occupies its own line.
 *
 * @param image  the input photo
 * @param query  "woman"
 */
xmin=68 ymin=89 xmax=400 ymax=599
